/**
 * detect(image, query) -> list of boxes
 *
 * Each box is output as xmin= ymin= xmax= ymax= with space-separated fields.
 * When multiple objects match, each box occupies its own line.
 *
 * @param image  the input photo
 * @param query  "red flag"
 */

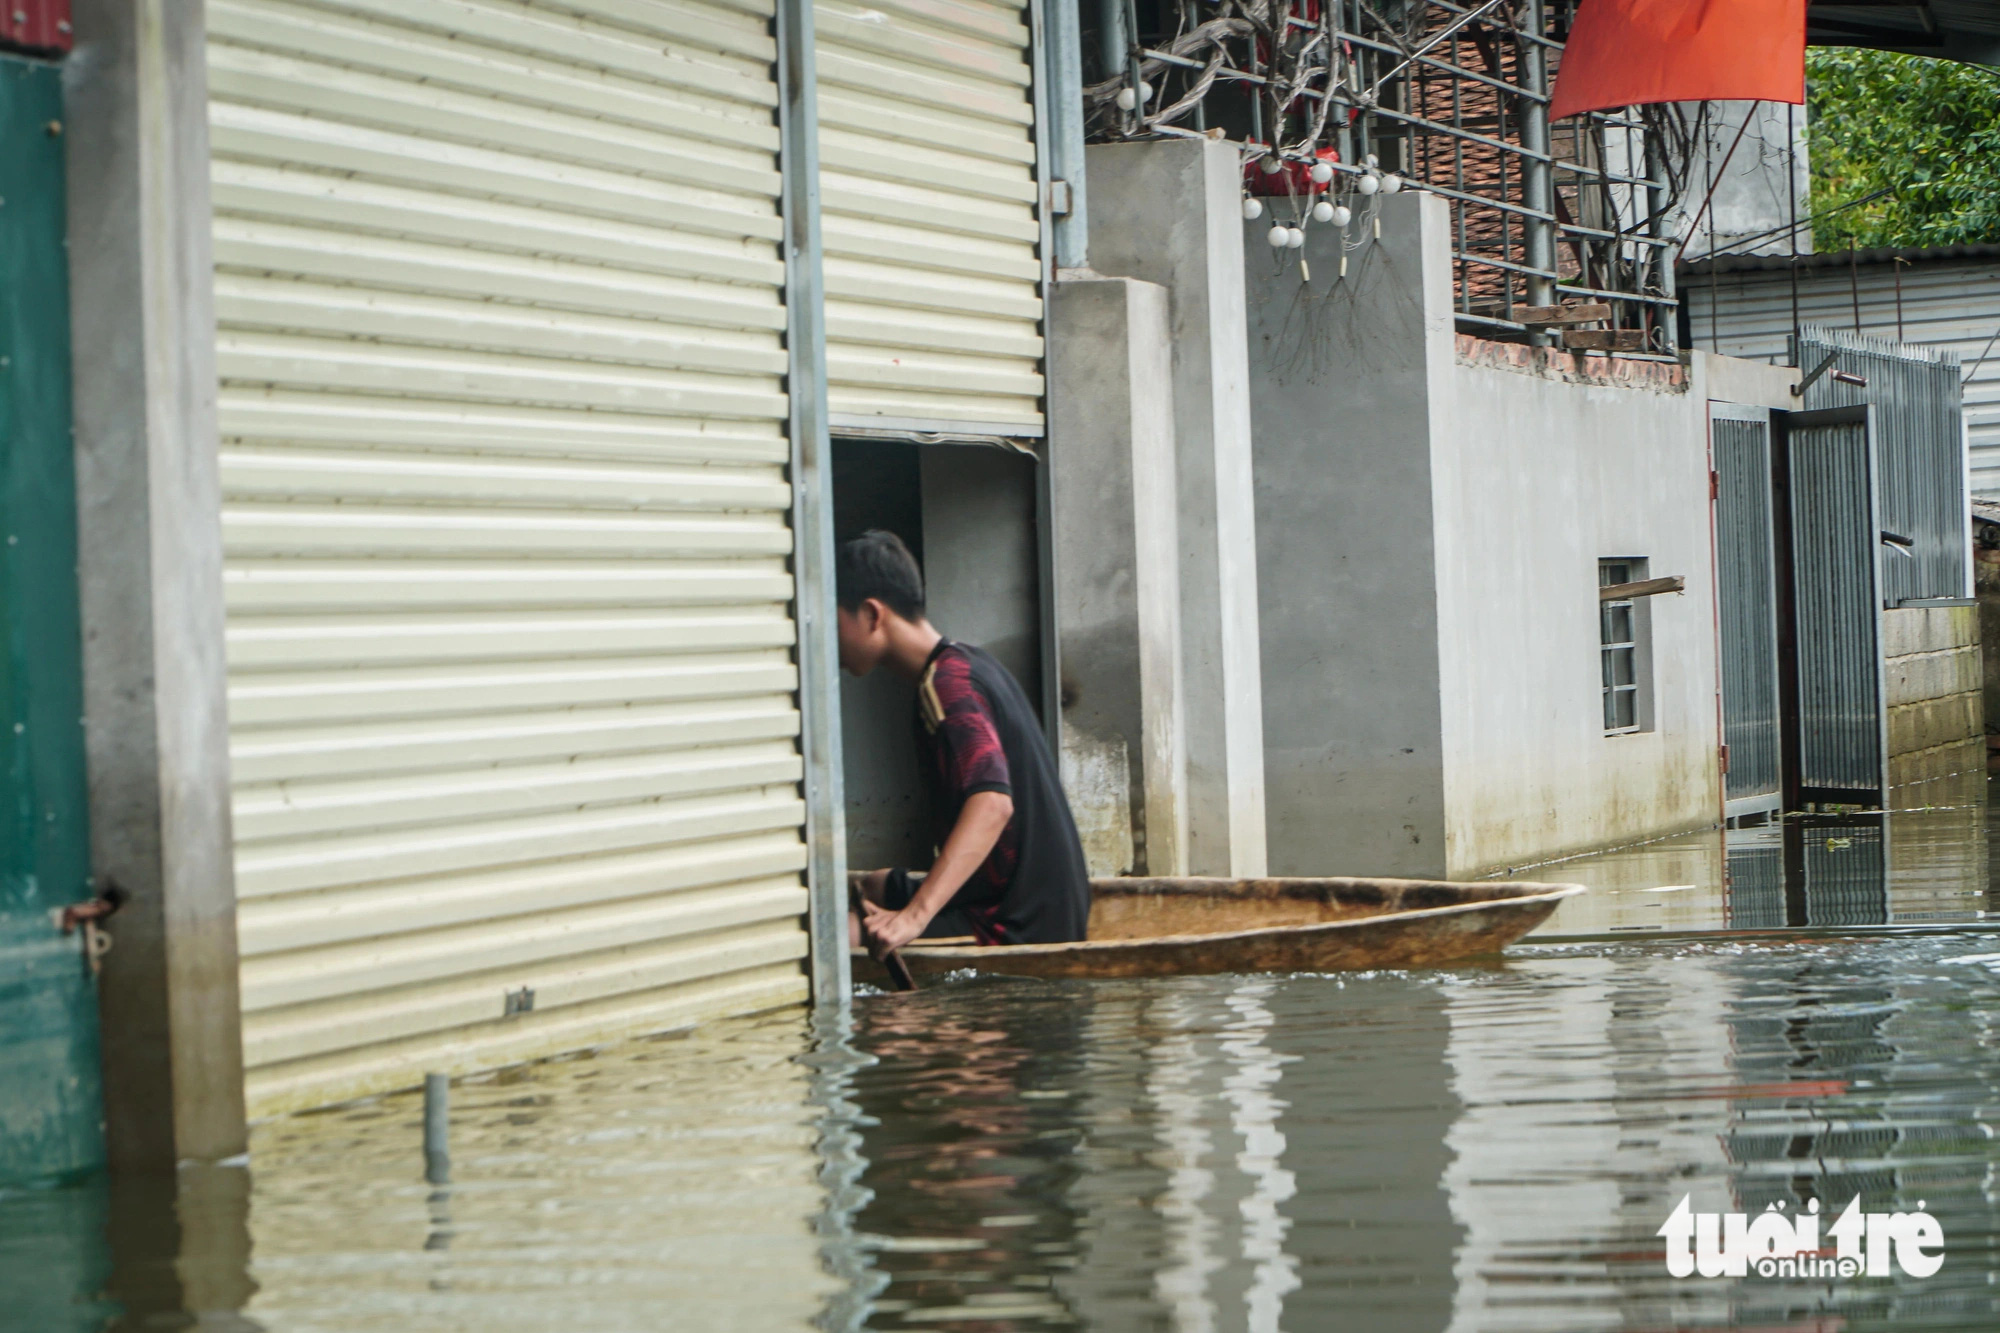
xmin=1548 ymin=0 xmax=1807 ymax=121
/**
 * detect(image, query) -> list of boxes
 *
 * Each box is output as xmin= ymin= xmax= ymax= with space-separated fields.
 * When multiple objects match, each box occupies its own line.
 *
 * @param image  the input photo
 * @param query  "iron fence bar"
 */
xmin=1456 ymin=249 xmax=1556 ymax=281
xmin=1362 ymin=102 xmax=1552 ymax=163
xmin=1559 ymin=222 xmax=1671 ymax=246
xmin=1333 ymin=27 xmax=1544 ymax=101
xmin=1427 ymin=0 xmax=1565 ymax=47
xmin=1555 ymin=281 xmax=1679 ymax=307
xmin=1420 ymin=176 xmax=1553 ymax=223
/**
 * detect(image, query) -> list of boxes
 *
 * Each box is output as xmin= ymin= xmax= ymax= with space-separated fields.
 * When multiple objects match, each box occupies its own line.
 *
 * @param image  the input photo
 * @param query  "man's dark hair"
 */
xmin=836 ymin=530 xmax=926 ymax=620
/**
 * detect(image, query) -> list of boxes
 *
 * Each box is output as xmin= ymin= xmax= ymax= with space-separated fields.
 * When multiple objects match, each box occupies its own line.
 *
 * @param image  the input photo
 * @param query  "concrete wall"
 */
xmin=1883 ymin=605 xmax=1985 ymax=792
xmin=1247 ymin=191 xmax=1724 ymax=879
xmin=1436 ymin=340 xmax=1721 ymax=874
xmin=1047 ymin=275 xmax=1188 ymax=876
xmin=1087 ymin=138 xmax=1267 ymax=875
xmin=64 ymin=0 xmax=246 ymax=1172
xmin=1245 ymin=193 xmax=1451 ymax=878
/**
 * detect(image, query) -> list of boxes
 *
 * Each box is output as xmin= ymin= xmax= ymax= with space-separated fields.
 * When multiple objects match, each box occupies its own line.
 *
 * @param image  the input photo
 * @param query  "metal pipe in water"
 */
xmin=424 ymin=1072 xmax=451 ymax=1184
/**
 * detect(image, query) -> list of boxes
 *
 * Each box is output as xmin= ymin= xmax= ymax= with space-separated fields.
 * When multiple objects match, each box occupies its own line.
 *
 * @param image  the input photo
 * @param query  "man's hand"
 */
xmin=860 ymin=898 xmax=928 ymax=957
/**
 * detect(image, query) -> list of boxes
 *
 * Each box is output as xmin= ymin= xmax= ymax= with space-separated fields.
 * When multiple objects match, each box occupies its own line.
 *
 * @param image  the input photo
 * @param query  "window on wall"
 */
xmin=1600 ymin=558 xmax=1650 ymax=735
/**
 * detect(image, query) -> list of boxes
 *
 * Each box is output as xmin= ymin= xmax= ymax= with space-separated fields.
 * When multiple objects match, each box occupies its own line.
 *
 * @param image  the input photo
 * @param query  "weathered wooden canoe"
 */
xmin=854 ymin=875 xmax=1585 ymax=985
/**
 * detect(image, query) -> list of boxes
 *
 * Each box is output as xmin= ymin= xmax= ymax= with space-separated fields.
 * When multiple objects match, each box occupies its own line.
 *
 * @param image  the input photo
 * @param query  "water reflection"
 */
xmin=1516 ymin=770 xmax=1994 ymax=937
xmin=7 ymin=781 xmax=2000 ymax=1330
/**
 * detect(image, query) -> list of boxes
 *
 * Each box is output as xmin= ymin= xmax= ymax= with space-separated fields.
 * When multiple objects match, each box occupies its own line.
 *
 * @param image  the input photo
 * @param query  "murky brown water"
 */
xmin=10 ymin=775 xmax=2000 ymax=1332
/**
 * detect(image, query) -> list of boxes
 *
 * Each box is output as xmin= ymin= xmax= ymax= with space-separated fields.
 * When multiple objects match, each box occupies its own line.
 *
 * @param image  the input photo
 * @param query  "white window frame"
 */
xmin=1600 ymin=557 xmax=1653 ymax=735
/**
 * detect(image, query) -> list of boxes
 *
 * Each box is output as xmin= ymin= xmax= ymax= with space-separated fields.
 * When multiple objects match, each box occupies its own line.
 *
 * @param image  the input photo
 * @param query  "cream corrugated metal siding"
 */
xmin=1686 ymin=258 xmax=2000 ymax=495
xmin=207 ymin=0 xmax=811 ymax=1115
xmin=816 ymin=0 xmax=1046 ymax=434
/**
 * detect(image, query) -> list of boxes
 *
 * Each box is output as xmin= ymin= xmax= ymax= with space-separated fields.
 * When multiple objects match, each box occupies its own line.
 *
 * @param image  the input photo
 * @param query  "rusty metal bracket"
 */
xmin=53 ymin=882 xmax=127 ymax=976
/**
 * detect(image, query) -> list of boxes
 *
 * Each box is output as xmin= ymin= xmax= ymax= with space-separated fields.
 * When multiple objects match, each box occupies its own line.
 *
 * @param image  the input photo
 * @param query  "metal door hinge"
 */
xmin=1048 ymin=179 xmax=1072 ymax=217
xmin=1708 ymin=469 xmax=1719 ymax=500
xmin=53 ymin=882 xmax=127 ymax=976
xmin=1718 ymin=743 xmax=1730 ymax=774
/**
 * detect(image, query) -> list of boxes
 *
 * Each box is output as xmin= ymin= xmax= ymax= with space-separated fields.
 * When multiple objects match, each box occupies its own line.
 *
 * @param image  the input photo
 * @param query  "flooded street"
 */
xmin=11 ymin=778 xmax=2000 ymax=1332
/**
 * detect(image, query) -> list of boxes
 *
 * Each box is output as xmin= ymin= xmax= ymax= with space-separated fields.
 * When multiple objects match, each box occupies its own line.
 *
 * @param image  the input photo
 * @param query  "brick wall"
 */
xmin=1884 ymin=605 xmax=1985 ymax=789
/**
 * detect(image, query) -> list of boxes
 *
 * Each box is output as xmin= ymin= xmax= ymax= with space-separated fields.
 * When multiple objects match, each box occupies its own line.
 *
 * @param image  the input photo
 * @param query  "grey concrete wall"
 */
xmin=1435 ymin=339 xmax=1721 ymax=876
xmin=1047 ymin=275 xmax=1188 ymax=877
xmin=64 ymin=0 xmax=246 ymax=1171
xmin=1245 ymin=192 xmax=1452 ymax=878
xmin=1086 ymin=139 xmax=1267 ymax=875
xmin=1244 ymin=192 xmax=1723 ymax=878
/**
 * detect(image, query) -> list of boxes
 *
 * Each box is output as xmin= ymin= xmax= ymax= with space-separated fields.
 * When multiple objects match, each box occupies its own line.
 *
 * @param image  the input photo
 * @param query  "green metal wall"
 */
xmin=0 ymin=53 xmax=103 ymax=1186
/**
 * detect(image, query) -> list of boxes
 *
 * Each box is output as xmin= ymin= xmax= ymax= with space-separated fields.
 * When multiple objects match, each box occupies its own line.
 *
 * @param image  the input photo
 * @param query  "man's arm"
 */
xmin=861 ymin=790 xmax=1013 ymax=953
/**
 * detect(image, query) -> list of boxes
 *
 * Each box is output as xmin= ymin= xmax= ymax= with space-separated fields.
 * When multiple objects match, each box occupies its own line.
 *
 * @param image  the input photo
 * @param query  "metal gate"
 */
xmin=0 ymin=55 xmax=103 ymax=1184
xmin=1794 ymin=326 xmax=1967 ymax=604
xmin=1783 ymin=405 xmax=1889 ymax=806
xmin=1712 ymin=404 xmax=1782 ymax=819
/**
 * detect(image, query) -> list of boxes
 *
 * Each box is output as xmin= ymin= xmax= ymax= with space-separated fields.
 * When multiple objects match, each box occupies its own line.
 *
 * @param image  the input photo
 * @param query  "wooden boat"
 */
xmin=853 ymin=875 xmax=1585 ymax=986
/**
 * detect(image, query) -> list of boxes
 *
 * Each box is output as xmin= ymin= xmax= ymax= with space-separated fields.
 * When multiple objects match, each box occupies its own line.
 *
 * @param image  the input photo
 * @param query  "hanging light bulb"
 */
xmin=1310 ymin=161 xmax=1334 ymax=184
xmin=1115 ymin=80 xmax=1152 ymax=111
xmin=1312 ymin=198 xmax=1335 ymax=223
xmin=1259 ymin=154 xmax=1285 ymax=175
xmin=1380 ymin=174 xmax=1404 ymax=194
xmin=1285 ymin=227 xmax=1306 ymax=248
xmin=1267 ymin=224 xmax=1290 ymax=248
xmin=1242 ymin=196 xmax=1265 ymax=220
xmin=1331 ymin=204 xmax=1352 ymax=227
xmin=1356 ymin=173 xmax=1380 ymax=196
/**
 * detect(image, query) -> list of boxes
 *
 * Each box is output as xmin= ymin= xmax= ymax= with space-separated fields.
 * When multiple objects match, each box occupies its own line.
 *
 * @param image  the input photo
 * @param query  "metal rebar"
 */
xmin=1517 ymin=0 xmax=1554 ymax=314
xmin=424 ymin=1072 xmax=451 ymax=1184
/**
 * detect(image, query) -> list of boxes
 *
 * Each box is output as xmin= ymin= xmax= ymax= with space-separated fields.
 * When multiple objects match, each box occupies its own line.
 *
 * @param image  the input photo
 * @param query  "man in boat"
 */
xmin=836 ymin=529 xmax=1091 ymax=954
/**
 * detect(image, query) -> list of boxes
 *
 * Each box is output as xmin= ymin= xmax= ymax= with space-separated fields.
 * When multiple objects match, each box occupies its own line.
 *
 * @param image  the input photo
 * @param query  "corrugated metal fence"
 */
xmin=1685 ymin=253 xmax=2000 ymax=495
xmin=1793 ymin=326 xmax=1966 ymax=605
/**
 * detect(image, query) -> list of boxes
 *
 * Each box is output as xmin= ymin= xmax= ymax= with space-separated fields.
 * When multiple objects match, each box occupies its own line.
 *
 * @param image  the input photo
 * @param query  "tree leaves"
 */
xmin=1807 ymin=49 xmax=2000 ymax=250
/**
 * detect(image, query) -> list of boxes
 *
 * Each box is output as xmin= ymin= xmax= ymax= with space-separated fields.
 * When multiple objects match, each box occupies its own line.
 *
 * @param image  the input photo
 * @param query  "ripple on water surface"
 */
xmin=189 ymin=934 xmax=2000 ymax=1332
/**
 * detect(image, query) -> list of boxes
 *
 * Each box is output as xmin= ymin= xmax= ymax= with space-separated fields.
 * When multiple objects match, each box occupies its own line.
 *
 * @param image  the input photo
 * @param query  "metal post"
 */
xmin=1098 ymin=0 xmax=1126 ymax=80
xmin=1518 ymin=0 xmax=1555 ymax=313
xmin=1042 ymin=0 xmax=1088 ymax=268
xmin=423 ymin=1073 xmax=450 ymax=1184
xmin=776 ymin=0 xmax=852 ymax=1009
xmin=1645 ymin=119 xmax=1675 ymax=349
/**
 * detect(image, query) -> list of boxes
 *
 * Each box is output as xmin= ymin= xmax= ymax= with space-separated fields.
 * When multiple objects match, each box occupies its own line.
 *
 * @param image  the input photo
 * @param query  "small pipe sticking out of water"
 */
xmin=424 ymin=1072 xmax=451 ymax=1184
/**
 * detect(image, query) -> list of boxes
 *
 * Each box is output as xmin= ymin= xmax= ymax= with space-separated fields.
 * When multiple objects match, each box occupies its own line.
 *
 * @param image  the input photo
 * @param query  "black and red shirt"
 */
xmin=913 ymin=640 xmax=1091 ymax=945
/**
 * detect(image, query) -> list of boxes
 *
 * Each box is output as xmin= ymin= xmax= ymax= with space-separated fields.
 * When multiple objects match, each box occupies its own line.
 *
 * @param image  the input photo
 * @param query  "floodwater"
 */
xmin=9 ymin=775 xmax=2000 ymax=1332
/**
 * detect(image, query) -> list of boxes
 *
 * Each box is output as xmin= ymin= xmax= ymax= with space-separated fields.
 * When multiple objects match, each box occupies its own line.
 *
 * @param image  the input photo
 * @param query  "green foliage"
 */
xmin=1806 ymin=48 xmax=2000 ymax=250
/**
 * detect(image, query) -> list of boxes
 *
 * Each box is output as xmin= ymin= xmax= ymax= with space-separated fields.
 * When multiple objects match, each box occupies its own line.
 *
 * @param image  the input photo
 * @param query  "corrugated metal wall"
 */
xmin=815 ymin=0 xmax=1046 ymax=434
xmin=1685 ymin=256 xmax=2000 ymax=495
xmin=1712 ymin=413 xmax=1781 ymax=813
xmin=1786 ymin=410 xmax=1888 ymax=799
xmin=1794 ymin=326 xmax=1965 ymax=605
xmin=208 ymin=0 xmax=812 ymax=1114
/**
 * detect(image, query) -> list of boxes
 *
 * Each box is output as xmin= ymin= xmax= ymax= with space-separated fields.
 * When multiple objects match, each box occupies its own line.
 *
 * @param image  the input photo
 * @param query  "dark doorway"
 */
xmin=830 ymin=438 xmax=1044 ymax=873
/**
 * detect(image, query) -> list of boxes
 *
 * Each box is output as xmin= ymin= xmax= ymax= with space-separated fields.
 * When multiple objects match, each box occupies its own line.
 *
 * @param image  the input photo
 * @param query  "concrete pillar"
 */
xmin=1085 ymin=139 xmax=1267 ymax=875
xmin=64 ymin=0 xmax=246 ymax=1170
xmin=1047 ymin=275 xmax=1189 ymax=877
xmin=1244 ymin=191 xmax=1455 ymax=877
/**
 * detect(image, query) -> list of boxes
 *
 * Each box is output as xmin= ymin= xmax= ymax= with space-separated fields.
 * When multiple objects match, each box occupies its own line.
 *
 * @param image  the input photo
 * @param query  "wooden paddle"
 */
xmin=849 ymin=882 xmax=918 ymax=992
